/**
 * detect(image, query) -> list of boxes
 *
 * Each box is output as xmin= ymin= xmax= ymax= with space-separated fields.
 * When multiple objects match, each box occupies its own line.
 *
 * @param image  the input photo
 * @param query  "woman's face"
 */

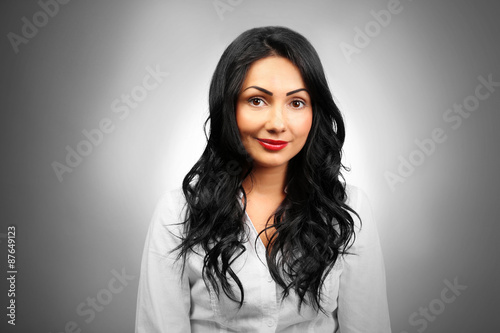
xmin=236 ymin=56 xmax=313 ymax=170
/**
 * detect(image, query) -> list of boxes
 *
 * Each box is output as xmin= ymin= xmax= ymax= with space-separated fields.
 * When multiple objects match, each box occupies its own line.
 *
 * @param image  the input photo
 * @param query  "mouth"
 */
xmin=256 ymin=138 xmax=288 ymax=151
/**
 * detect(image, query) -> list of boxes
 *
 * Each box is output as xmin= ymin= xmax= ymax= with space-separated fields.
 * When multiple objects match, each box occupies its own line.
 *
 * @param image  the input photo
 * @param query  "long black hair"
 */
xmin=176 ymin=26 xmax=359 ymax=313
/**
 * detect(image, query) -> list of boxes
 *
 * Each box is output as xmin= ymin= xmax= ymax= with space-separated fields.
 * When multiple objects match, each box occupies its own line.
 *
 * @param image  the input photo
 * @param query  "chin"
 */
xmin=253 ymin=157 xmax=288 ymax=169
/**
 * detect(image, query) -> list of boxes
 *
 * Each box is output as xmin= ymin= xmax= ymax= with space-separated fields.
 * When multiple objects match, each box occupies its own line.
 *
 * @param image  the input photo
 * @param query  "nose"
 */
xmin=265 ymin=104 xmax=286 ymax=133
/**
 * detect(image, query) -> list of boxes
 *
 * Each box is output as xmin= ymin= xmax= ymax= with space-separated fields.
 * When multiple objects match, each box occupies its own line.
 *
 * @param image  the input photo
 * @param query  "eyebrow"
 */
xmin=286 ymin=88 xmax=308 ymax=96
xmin=242 ymin=86 xmax=309 ymax=96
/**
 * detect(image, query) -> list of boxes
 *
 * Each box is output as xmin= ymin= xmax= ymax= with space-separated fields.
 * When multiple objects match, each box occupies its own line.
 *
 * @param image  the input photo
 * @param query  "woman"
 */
xmin=135 ymin=26 xmax=391 ymax=332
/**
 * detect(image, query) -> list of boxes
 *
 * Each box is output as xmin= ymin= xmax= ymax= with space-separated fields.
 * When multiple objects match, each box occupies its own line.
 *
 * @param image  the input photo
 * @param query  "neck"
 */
xmin=242 ymin=164 xmax=288 ymax=198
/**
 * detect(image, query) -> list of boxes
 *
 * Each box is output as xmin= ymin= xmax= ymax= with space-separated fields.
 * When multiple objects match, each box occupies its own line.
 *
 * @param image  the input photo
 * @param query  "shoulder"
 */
xmin=344 ymin=183 xmax=370 ymax=215
xmin=145 ymin=188 xmax=187 ymax=257
xmin=343 ymin=183 xmax=379 ymax=251
xmin=152 ymin=187 xmax=186 ymax=225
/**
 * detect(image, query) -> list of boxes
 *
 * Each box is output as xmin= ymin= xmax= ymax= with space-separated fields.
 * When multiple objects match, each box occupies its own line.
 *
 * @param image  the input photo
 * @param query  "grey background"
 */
xmin=1 ymin=0 xmax=499 ymax=332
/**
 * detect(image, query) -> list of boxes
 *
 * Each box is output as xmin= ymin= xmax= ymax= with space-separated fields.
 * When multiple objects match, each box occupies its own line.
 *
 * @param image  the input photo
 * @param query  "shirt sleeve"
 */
xmin=135 ymin=190 xmax=191 ymax=333
xmin=337 ymin=185 xmax=391 ymax=332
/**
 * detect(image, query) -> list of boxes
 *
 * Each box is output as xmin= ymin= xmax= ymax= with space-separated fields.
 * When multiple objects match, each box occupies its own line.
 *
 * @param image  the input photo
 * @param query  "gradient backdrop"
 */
xmin=1 ymin=0 xmax=499 ymax=332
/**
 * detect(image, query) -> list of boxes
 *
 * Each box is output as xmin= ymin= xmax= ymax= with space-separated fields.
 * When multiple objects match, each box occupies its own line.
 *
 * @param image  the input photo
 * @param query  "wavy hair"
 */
xmin=175 ymin=26 xmax=359 ymax=313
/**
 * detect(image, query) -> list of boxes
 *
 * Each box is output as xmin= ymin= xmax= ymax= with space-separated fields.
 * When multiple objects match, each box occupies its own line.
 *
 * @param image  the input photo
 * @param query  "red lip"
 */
xmin=257 ymin=138 xmax=288 ymax=151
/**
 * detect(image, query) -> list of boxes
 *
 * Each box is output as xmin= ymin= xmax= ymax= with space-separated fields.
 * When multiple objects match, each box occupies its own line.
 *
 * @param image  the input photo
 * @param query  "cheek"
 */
xmin=236 ymin=108 xmax=259 ymax=138
xmin=293 ymin=111 xmax=313 ymax=140
xmin=235 ymin=109 xmax=247 ymax=138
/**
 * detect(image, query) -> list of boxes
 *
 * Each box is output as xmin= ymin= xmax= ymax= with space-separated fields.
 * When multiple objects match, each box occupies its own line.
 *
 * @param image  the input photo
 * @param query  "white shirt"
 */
xmin=135 ymin=184 xmax=391 ymax=332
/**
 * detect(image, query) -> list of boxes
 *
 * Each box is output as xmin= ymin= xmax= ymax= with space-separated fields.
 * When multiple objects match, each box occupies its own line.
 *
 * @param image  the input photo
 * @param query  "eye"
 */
xmin=290 ymin=99 xmax=306 ymax=109
xmin=248 ymin=97 xmax=266 ymax=107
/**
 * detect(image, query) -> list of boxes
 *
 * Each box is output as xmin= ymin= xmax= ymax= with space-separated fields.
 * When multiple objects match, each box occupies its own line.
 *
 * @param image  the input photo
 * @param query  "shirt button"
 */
xmin=266 ymin=318 xmax=275 ymax=327
xmin=267 ymin=276 xmax=273 ymax=283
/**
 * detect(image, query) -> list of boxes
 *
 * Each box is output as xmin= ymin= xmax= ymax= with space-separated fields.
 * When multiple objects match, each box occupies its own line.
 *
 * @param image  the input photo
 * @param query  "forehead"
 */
xmin=241 ymin=56 xmax=306 ymax=90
